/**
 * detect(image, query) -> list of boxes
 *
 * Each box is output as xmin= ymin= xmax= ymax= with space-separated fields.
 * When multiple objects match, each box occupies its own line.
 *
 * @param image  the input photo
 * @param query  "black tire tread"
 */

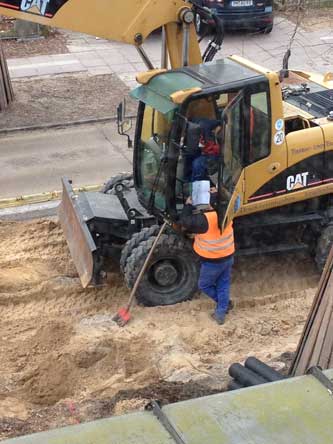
xmin=124 ymin=233 xmax=199 ymax=306
xmin=261 ymin=24 xmax=273 ymax=34
xmin=120 ymin=225 xmax=161 ymax=272
xmin=100 ymin=172 xmax=133 ymax=194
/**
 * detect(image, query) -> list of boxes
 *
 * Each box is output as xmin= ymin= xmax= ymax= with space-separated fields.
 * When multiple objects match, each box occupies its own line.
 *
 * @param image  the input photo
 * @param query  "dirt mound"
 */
xmin=24 ymin=321 xmax=73 ymax=355
xmin=0 ymin=219 xmax=319 ymax=439
xmin=22 ymin=353 xmax=76 ymax=406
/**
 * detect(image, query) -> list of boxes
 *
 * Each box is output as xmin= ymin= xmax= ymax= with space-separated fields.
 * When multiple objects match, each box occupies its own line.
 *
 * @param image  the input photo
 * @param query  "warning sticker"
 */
xmin=274 ymin=131 xmax=285 ymax=145
xmin=275 ymin=118 xmax=284 ymax=131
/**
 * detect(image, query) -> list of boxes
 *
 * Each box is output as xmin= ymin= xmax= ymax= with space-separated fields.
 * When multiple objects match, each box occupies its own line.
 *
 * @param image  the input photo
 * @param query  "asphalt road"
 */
xmin=0 ymin=122 xmax=132 ymax=198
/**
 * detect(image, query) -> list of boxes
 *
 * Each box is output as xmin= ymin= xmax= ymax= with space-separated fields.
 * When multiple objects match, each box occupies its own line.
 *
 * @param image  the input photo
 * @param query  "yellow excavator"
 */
xmin=1 ymin=0 xmax=333 ymax=307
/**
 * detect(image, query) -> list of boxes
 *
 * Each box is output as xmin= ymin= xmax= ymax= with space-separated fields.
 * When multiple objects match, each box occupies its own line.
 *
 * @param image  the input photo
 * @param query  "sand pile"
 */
xmin=0 ymin=219 xmax=319 ymax=439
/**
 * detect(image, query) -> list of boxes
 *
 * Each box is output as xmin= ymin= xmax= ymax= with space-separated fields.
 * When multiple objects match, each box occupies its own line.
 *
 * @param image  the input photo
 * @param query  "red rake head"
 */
xmin=112 ymin=307 xmax=131 ymax=327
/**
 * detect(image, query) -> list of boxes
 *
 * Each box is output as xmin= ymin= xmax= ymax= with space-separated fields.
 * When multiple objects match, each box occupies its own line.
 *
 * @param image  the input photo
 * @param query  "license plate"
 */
xmin=231 ymin=0 xmax=253 ymax=6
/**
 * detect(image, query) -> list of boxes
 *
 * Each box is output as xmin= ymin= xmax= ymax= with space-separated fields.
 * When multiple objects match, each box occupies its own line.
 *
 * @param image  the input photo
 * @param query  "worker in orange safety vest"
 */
xmin=181 ymin=189 xmax=235 ymax=325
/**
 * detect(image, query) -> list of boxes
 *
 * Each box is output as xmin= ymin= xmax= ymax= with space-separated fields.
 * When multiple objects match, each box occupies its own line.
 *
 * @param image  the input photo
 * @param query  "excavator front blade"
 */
xmin=58 ymin=178 xmax=97 ymax=288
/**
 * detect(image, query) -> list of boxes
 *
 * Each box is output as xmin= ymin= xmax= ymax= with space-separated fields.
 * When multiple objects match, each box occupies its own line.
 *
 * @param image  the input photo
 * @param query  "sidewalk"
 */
xmin=7 ymin=32 xmax=156 ymax=89
xmin=6 ymin=18 xmax=333 ymax=88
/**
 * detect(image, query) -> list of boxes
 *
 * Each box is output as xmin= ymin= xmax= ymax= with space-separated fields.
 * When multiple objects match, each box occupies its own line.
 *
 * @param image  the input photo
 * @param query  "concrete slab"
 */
xmin=36 ymin=64 xmax=80 ymax=76
xmin=100 ymin=51 xmax=129 ymax=65
xmin=50 ymin=53 xmax=82 ymax=60
xmin=0 ymin=201 xmax=59 ymax=221
xmin=75 ymin=53 xmax=106 ymax=68
xmin=132 ymin=62 xmax=150 ymax=72
xmin=109 ymin=63 xmax=136 ymax=73
xmin=9 ymin=67 xmax=39 ymax=78
xmin=66 ymin=44 xmax=93 ymax=52
xmin=117 ymin=72 xmax=137 ymax=86
xmin=26 ymin=55 xmax=54 ymax=64
xmin=87 ymin=66 xmax=113 ymax=75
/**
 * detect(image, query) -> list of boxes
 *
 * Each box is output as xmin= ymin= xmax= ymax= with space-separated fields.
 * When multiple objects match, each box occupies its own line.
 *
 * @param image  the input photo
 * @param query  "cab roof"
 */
xmin=130 ymin=58 xmax=265 ymax=115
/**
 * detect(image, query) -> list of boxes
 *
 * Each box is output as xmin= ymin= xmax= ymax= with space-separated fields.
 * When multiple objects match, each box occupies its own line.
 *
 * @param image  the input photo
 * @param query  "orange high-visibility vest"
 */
xmin=194 ymin=211 xmax=235 ymax=259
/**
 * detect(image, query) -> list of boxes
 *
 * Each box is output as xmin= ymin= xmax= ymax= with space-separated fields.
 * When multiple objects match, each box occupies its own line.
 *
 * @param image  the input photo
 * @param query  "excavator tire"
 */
xmin=124 ymin=233 xmax=199 ymax=306
xmin=100 ymin=172 xmax=134 ymax=194
xmin=315 ymin=224 xmax=333 ymax=271
xmin=120 ymin=225 xmax=161 ymax=272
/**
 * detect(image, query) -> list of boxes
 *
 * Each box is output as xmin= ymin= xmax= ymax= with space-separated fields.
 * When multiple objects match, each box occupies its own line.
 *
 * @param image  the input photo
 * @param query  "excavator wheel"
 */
xmin=100 ymin=172 xmax=134 ymax=194
xmin=315 ymin=224 xmax=333 ymax=271
xmin=120 ymin=225 xmax=161 ymax=272
xmin=124 ymin=233 xmax=199 ymax=306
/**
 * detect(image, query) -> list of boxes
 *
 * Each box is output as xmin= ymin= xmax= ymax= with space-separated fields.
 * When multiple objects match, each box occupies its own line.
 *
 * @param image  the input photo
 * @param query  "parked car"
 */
xmin=195 ymin=0 xmax=274 ymax=34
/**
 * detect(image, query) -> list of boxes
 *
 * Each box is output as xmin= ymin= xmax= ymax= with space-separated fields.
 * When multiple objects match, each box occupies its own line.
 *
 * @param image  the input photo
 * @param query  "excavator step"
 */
xmin=237 ymin=242 xmax=309 ymax=257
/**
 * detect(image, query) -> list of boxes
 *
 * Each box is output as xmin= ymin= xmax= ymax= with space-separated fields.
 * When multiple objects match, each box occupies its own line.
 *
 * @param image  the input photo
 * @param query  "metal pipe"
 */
xmin=229 ymin=363 xmax=267 ymax=387
xmin=181 ymin=22 xmax=190 ymax=67
xmin=136 ymin=46 xmax=154 ymax=70
xmin=227 ymin=380 xmax=244 ymax=391
xmin=245 ymin=357 xmax=285 ymax=382
xmin=161 ymin=26 xmax=168 ymax=69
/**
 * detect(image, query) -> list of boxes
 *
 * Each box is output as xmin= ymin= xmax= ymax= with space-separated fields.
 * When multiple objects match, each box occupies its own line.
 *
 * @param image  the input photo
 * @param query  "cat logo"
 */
xmin=286 ymin=172 xmax=309 ymax=191
xmin=20 ymin=0 xmax=50 ymax=15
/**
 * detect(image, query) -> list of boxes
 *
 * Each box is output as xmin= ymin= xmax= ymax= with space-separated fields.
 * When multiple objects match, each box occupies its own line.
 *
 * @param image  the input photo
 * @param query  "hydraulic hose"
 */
xmin=202 ymin=12 xmax=224 ymax=62
xmin=189 ymin=1 xmax=224 ymax=62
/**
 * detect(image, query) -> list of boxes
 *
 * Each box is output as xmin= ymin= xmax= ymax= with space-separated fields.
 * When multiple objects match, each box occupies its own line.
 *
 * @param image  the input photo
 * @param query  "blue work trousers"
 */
xmin=198 ymin=256 xmax=234 ymax=317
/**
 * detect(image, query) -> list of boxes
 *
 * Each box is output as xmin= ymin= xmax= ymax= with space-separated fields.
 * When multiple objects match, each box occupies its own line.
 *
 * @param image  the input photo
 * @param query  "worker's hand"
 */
xmin=221 ymin=186 xmax=231 ymax=200
xmin=210 ymin=187 xmax=217 ymax=194
xmin=186 ymin=196 xmax=192 ymax=205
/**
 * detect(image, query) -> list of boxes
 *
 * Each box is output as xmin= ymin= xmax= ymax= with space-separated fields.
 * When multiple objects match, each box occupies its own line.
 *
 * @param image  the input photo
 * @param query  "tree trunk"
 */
xmin=0 ymin=44 xmax=14 ymax=112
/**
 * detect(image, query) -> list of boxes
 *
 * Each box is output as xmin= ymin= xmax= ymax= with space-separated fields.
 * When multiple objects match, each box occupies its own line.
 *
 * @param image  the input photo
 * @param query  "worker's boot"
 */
xmin=226 ymin=299 xmax=234 ymax=314
xmin=211 ymin=312 xmax=226 ymax=325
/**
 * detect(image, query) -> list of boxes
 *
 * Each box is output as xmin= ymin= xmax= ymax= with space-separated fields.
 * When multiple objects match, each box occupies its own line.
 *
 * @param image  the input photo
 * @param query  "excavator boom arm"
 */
xmin=0 ymin=0 xmax=202 ymax=66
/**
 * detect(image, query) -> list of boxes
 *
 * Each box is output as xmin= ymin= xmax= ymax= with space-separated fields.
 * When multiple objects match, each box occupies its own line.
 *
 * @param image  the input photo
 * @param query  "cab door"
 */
xmin=218 ymin=92 xmax=246 ymax=230
xmin=242 ymin=83 xmax=287 ymax=211
xmin=218 ymin=80 xmax=287 ymax=228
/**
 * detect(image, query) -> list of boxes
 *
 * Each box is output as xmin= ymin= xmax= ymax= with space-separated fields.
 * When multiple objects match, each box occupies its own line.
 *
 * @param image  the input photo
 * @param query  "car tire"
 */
xmin=261 ymin=23 xmax=273 ymax=34
xmin=124 ymin=233 xmax=200 ymax=306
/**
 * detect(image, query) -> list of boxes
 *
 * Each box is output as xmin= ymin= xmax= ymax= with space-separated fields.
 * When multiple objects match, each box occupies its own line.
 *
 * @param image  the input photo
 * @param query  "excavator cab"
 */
xmin=131 ymin=59 xmax=272 ymax=231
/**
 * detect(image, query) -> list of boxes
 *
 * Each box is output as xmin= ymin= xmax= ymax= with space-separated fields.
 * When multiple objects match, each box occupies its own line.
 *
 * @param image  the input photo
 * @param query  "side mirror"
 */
xmin=116 ymin=99 xmax=133 ymax=148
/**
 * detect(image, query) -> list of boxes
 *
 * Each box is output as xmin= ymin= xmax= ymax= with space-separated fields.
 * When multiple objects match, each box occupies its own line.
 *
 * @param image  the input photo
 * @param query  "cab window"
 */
xmin=248 ymin=91 xmax=270 ymax=163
